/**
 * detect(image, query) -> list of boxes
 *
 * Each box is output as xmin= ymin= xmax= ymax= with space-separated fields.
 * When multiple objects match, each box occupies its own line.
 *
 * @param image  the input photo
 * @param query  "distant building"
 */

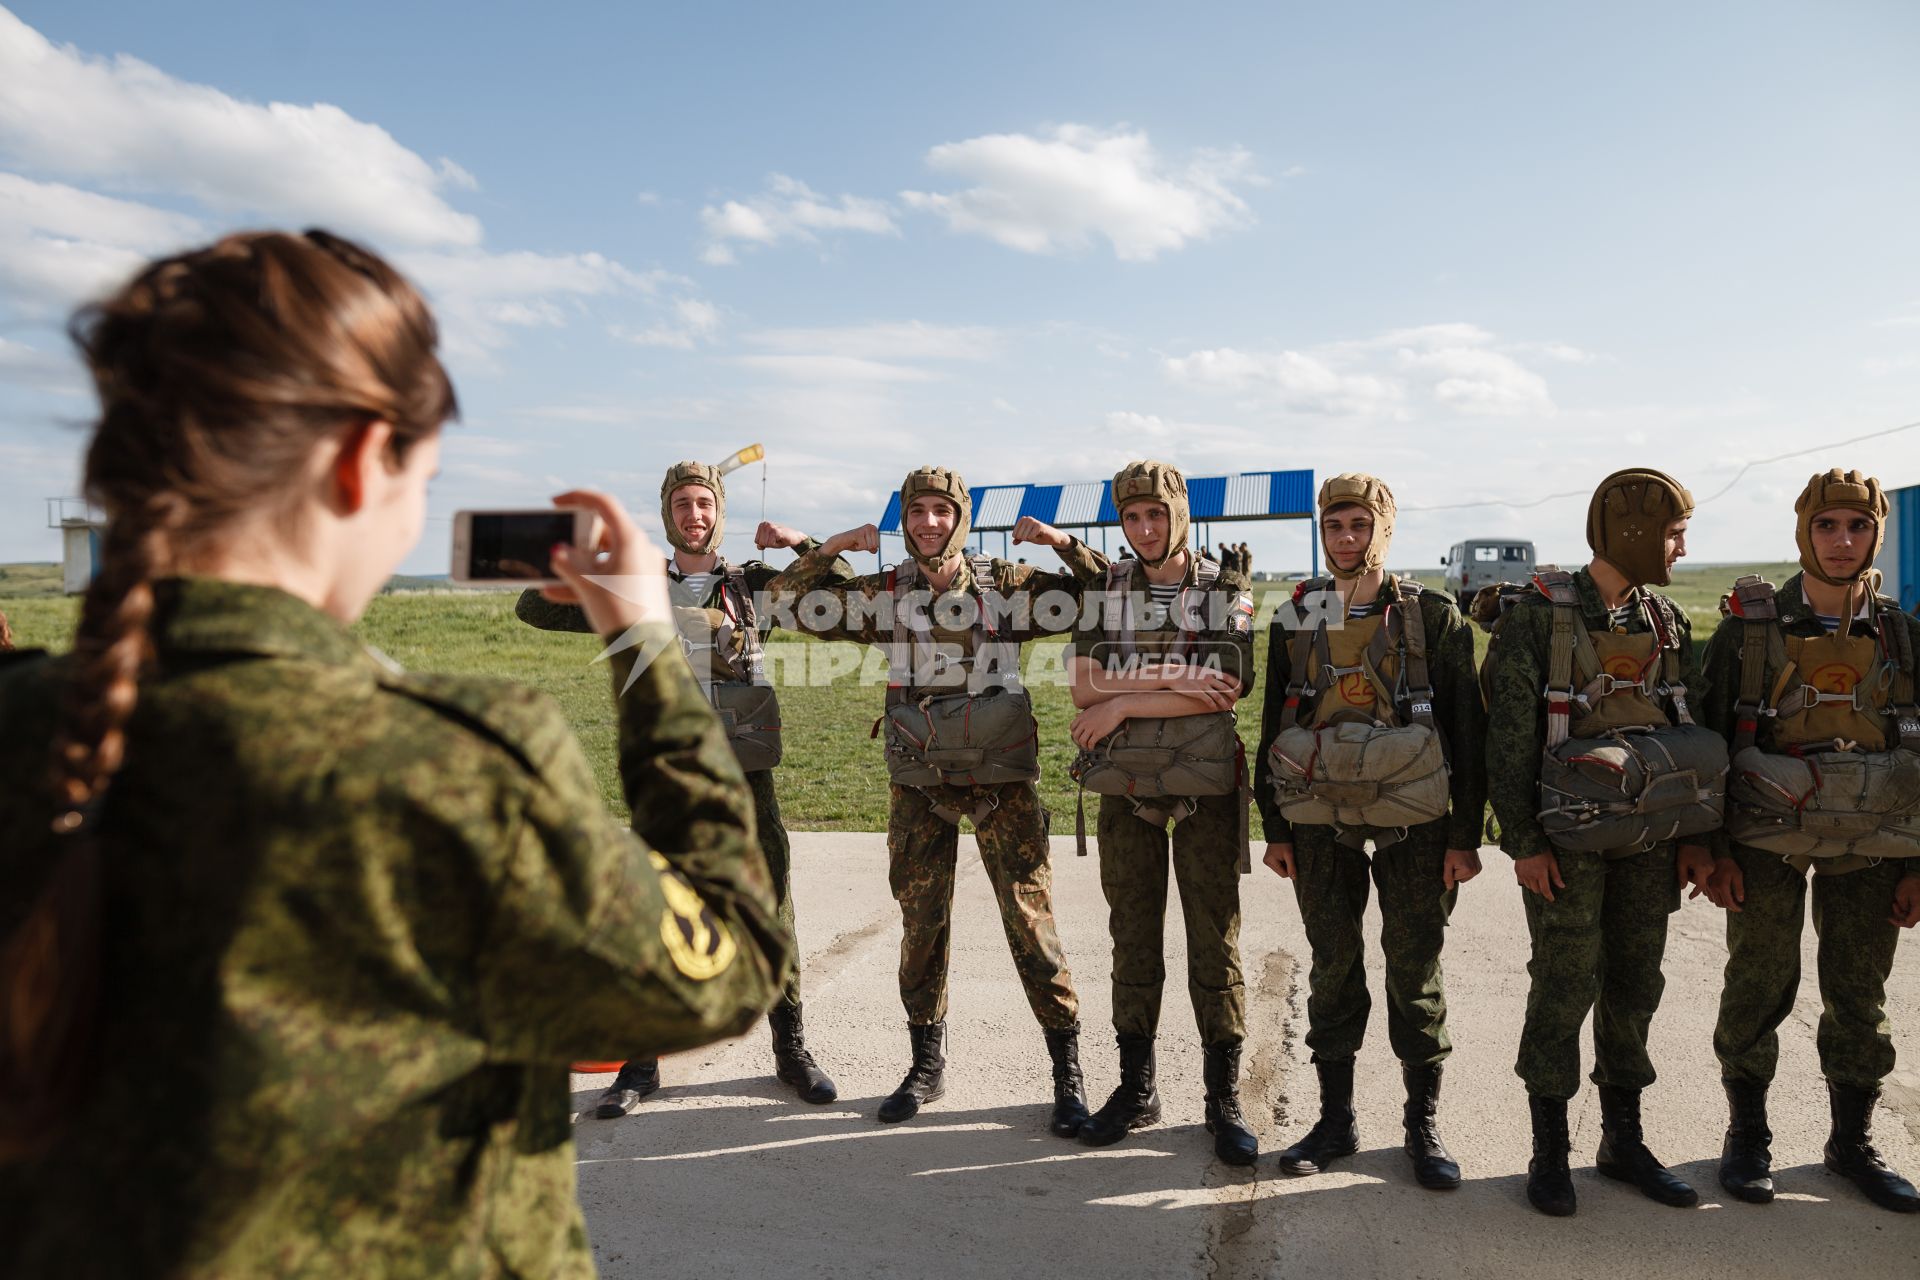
xmin=1881 ymin=484 xmax=1920 ymax=610
xmin=47 ymin=498 xmax=105 ymax=595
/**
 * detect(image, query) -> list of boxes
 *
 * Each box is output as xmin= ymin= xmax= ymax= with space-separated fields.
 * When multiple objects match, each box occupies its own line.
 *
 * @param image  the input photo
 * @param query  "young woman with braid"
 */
xmin=0 ymin=231 xmax=791 ymax=1278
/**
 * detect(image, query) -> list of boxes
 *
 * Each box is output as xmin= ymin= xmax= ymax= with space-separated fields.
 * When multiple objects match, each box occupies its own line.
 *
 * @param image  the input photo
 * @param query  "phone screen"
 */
xmin=464 ymin=512 xmax=579 ymax=581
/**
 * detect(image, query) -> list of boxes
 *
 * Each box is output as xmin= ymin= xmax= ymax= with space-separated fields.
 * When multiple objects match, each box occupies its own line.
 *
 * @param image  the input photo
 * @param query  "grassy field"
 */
xmin=1 ymin=561 xmax=1797 ymax=830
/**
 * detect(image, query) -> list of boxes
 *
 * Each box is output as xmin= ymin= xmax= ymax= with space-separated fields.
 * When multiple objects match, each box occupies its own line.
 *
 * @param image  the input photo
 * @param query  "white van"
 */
xmin=1443 ymin=539 xmax=1536 ymax=605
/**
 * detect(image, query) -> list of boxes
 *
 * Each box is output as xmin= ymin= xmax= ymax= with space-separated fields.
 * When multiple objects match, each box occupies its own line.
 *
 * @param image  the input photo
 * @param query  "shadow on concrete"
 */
xmin=571 ymin=1083 xmax=1920 ymax=1280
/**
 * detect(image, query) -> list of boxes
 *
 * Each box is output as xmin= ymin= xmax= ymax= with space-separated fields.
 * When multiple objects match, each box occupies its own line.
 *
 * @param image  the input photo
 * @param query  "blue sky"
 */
xmin=3 ymin=1 xmax=1917 ymax=575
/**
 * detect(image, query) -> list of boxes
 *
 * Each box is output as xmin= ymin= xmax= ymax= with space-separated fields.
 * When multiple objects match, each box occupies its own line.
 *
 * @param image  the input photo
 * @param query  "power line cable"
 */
xmin=1400 ymin=418 xmax=1920 ymax=513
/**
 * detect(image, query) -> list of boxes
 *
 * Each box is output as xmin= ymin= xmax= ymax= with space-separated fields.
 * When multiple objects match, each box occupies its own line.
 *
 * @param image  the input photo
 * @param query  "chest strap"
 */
xmin=1279 ymin=577 xmax=1435 ymax=732
xmin=1102 ymin=556 xmax=1222 ymax=664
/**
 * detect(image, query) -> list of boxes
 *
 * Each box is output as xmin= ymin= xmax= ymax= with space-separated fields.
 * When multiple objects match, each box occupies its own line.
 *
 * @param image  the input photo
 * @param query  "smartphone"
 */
xmin=450 ymin=508 xmax=594 ymax=587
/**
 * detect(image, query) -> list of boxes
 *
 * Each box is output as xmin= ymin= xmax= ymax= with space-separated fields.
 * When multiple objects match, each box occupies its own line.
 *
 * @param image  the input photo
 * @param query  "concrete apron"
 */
xmin=572 ymin=834 xmax=1920 ymax=1280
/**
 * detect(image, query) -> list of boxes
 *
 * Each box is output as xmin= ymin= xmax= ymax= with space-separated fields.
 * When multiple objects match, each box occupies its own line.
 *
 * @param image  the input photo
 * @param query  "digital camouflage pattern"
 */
xmin=1289 ymin=820 xmax=1456 ymax=1067
xmin=1515 ymin=845 xmax=1680 ymax=1099
xmin=1063 ymin=553 xmax=1253 ymax=1046
xmin=1482 ymin=566 xmax=1696 ymax=1099
xmin=889 ymin=781 xmax=1078 ymax=1029
xmin=514 ymin=540 xmax=852 ymax=685
xmin=1255 ymin=577 xmax=1486 ymax=850
xmin=1712 ymin=849 xmax=1905 ymax=1090
xmin=1482 ymin=566 xmax=1702 ymax=860
xmin=769 ymin=540 xmax=1109 ymax=1029
xmin=516 ymin=543 xmax=850 ymax=1010
xmin=1095 ymin=791 xmax=1244 ymax=1044
xmin=0 ymin=578 xmax=790 ymax=1279
xmin=1698 ymin=572 xmax=1917 ymax=1090
xmin=1251 ymin=579 xmax=1482 ymax=1069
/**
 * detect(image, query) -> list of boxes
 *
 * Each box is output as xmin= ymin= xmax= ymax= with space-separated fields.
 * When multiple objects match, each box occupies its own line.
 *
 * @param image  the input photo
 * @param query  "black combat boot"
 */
xmin=592 ymin=1058 xmax=662 ymax=1119
xmin=876 ymin=1022 xmax=946 ymax=1124
xmin=1595 ymin=1085 xmax=1698 ymax=1207
xmin=1203 ymin=1041 xmax=1259 ymax=1167
xmin=1823 ymin=1080 xmax=1920 ymax=1213
xmin=768 ymin=1001 xmax=838 ymax=1105
xmin=1277 ymin=1057 xmax=1359 ymax=1175
xmin=1526 ymin=1093 xmax=1576 ymax=1217
xmin=1080 ymin=1033 xmax=1162 ymax=1146
xmin=1043 ymin=1025 xmax=1091 ymax=1138
xmin=1401 ymin=1063 xmax=1461 ymax=1190
xmin=1718 ymin=1078 xmax=1774 ymax=1204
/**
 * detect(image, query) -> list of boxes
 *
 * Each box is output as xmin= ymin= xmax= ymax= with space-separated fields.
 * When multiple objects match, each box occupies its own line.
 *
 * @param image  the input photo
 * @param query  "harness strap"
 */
xmin=1399 ymin=589 xmax=1437 ymax=730
xmin=720 ymin=563 xmax=765 ymax=684
xmin=1535 ymin=569 xmax=1580 ymax=749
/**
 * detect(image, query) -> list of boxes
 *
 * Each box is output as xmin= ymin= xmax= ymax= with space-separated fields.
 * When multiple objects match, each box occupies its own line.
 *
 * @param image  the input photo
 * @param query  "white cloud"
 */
xmin=901 ymin=124 xmax=1258 ymax=261
xmin=0 ymin=9 xmax=479 ymax=247
xmin=700 ymin=173 xmax=898 ymax=264
xmin=734 ymin=354 xmax=942 ymax=384
xmin=745 ymin=321 xmax=1000 ymax=363
xmin=1163 ymin=347 xmax=1401 ymax=416
xmin=399 ymin=249 xmax=689 ymax=362
xmin=1166 ymin=322 xmax=1557 ymax=418
xmin=615 ymin=296 xmax=725 ymax=350
xmin=0 ymin=171 xmax=204 ymax=309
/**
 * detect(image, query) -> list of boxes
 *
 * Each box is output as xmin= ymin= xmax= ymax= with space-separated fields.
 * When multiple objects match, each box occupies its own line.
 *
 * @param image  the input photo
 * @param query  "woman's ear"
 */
xmin=327 ymin=419 xmax=397 ymax=515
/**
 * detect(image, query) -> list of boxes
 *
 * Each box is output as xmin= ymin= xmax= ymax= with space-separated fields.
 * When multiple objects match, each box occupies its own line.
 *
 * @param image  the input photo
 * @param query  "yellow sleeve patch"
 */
xmin=652 ymin=855 xmax=739 ymax=981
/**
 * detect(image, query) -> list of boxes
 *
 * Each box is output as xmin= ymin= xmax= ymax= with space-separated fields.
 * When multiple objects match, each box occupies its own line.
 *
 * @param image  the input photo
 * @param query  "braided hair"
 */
xmin=0 ymin=230 xmax=456 ymax=1157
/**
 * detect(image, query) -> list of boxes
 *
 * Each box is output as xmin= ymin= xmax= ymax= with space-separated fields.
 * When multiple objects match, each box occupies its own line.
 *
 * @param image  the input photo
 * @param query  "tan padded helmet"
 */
xmin=899 ymin=465 xmax=972 ymax=569
xmin=1317 ymin=472 xmax=1396 ymax=581
xmin=1795 ymin=468 xmax=1888 ymax=586
xmin=1111 ymin=460 xmax=1190 ymax=570
xmin=660 ymin=460 xmax=726 ymax=555
xmin=1586 ymin=468 xmax=1694 ymax=588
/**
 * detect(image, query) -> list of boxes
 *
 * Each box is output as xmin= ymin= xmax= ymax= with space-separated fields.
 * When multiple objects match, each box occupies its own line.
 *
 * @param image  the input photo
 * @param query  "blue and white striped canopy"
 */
xmin=879 ymin=469 xmax=1315 ymax=532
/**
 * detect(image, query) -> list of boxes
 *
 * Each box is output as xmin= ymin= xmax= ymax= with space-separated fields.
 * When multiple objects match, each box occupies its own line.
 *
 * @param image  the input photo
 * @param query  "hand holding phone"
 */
xmin=543 ymin=489 xmax=671 ymax=636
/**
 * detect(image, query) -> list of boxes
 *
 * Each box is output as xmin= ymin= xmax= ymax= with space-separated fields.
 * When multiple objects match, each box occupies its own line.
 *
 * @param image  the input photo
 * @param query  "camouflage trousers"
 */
xmin=1715 ymin=848 xmax=1906 ymax=1091
xmin=1291 ymin=819 xmax=1456 ymax=1067
xmin=749 ymin=768 xmax=802 ymax=1007
xmin=1517 ymin=844 xmax=1680 ymax=1100
xmin=888 ymin=781 xmax=1079 ymax=1030
xmin=1096 ymin=792 xmax=1245 ymax=1046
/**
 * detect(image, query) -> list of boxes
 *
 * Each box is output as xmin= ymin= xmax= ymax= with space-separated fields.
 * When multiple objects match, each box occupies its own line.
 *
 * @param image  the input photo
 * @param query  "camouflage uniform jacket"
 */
xmin=1483 ymin=566 xmax=1703 ymax=859
xmin=1698 ymin=570 xmax=1920 ymax=876
xmin=0 ymin=578 xmax=792 ymax=1279
xmin=515 ymin=541 xmax=853 ymax=682
xmin=1254 ymin=575 xmax=1487 ymax=849
xmin=766 ymin=539 xmax=1110 ymax=672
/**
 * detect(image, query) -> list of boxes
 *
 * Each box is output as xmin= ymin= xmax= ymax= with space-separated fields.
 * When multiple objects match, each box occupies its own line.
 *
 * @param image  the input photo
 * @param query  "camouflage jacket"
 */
xmin=1482 ymin=566 xmax=1703 ymax=859
xmin=1254 ymin=576 xmax=1488 ymax=849
xmin=0 ymin=578 xmax=791 ymax=1279
xmin=514 ymin=542 xmax=853 ymax=681
xmin=766 ymin=539 xmax=1110 ymax=676
xmin=1698 ymin=570 xmax=1920 ymax=875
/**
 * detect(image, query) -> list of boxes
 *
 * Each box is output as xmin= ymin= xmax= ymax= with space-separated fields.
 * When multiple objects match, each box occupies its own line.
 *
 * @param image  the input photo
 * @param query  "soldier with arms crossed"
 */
xmin=1700 ymin=469 xmax=1920 ymax=1213
xmin=1482 ymin=468 xmax=1719 ymax=1217
xmin=768 ymin=466 xmax=1108 ymax=1134
xmin=1064 ymin=461 xmax=1259 ymax=1165
xmin=1256 ymin=474 xmax=1486 ymax=1189
xmin=517 ymin=461 xmax=853 ymax=1116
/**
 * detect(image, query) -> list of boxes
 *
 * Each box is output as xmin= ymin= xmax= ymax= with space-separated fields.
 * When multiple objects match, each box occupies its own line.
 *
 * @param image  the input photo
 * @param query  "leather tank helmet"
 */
xmin=1111 ymin=460 xmax=1190 ymax=571
xmin=899 ymin=466 xmax=972 ymax=570
xmin=1586 ymin=468 xmax=1694 ymax=588
xmin=1317 ymin=472 xmax=1395 ymax=582
xmin=660 ymin=460 xmax=726 ymax=555
xmin=1795 ymin=467 xmax=1888 ymax=588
